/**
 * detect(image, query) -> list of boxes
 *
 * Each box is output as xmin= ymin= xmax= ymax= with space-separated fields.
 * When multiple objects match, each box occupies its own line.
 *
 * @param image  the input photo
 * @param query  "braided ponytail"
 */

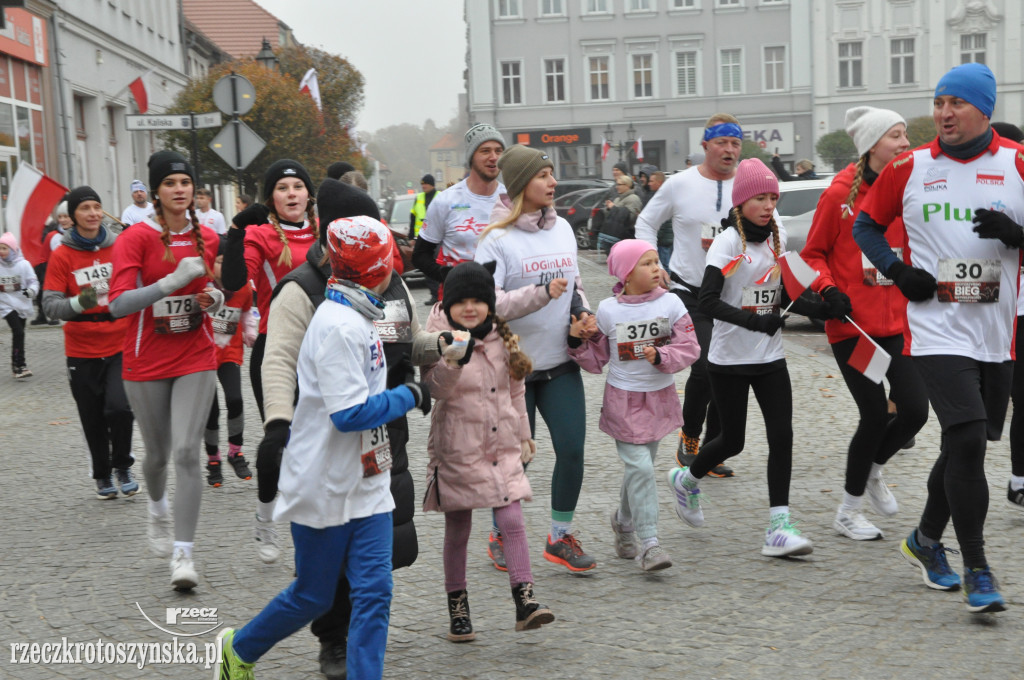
xmin=306 ymin=196 xmax=318 ymax=243
xmin=845 ymin=155 xmax=868 ymax=218
xmin=731 ymin=206 xmax=746 ymax=254
xmin=768 ymin=215 xmax=781 ymax=262
xmin=153 ymin=198 xmax=175 ymax=263
xmin=264 ymin=200 xmax=293 ymax=269
xmin=493 ymin=314 xmax=532 ymax=381
xmin=188 ymin=202 xmax=214 ymax=278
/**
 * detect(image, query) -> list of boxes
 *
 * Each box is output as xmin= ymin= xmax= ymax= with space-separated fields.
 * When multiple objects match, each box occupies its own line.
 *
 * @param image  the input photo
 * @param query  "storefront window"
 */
xmin=0 ymin=102 xmax=15 ymax=147
xmin=557 ymin=146 xmax=599 ymax=179
xmin=16 ymin=105 xmax=31 ymax=165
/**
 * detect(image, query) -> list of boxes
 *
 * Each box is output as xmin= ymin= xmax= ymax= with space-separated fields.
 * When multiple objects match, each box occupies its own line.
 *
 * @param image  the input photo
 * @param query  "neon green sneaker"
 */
xmin=214 ymin=628 xmax=255 ymax=680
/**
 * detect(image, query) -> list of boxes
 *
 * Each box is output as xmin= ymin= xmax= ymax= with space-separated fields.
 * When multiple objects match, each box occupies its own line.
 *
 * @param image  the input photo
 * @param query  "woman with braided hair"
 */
xmin=108 ymin=150 xmax=224 ymax=590
xmin=221 ymin=159 xmax=318 ymax=423
xmin=667 ymin=158 xmax=837 ymax=558
xmin=800 ymin=106 xmax=928 ymax=543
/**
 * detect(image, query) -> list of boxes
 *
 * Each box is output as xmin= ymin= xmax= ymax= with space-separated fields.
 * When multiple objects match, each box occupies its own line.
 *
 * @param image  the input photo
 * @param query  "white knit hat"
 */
xmin=845 ymin=106 xmax=906 ymax=157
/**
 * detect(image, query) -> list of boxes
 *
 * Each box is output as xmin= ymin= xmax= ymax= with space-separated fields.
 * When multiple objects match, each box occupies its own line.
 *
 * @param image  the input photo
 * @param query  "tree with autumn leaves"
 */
xmin=161 ymin=46 xmax=365 ymax=195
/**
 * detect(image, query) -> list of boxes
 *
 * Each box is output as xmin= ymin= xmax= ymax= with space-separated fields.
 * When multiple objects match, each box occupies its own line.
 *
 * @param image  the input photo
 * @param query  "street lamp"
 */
xmin=255 ymin=38 xmax=278 ymax=71
xmin=603 ymin=122 xmax=637 ymax=162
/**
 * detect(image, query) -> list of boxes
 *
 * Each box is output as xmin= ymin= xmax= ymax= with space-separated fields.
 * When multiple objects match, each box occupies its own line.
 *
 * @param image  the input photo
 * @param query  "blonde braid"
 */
xmin=769 ymin=215 xmax=781 ymax=262
xmin=188 ymin=202 xmax=214 ymax=278
xmin=153 ymin=198 xmax=175 ymax=263
xmin=265 ymin=205 xmax=293 ymax=269
xmin=731 ymin=206 xmax=746 ymax=254
xmin=845 ymin=155 xmax=867 ymax=218
xmin=493 ymin=314 xmax=532 ymax=381
xmin=306 ymin=196 xmax=318 ymax=243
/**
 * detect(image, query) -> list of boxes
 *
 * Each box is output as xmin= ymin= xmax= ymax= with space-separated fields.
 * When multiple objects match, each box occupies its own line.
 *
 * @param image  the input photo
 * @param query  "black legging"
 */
xmin=67 ymin=353 xmax=134 ymax=478
xmin=830 ymin=334 xmax=929 ymax=496
xmin=692 ymin=363 xmax=792 ymax=506
xmin=205 ymin=362 xmax=244 ymax=455
xmin=673 ymin=288 xmax=720 ymax=442
xmin=249 ymin=333 xmax=267 ymax=422
xmin=4 ymin=311 xmax=25 ymax=369
xmin=1009 ymin=315 xmax=1024 ymax=477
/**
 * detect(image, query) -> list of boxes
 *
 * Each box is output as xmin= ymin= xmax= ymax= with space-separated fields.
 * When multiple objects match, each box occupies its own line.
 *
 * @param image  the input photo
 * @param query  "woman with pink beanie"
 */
xmin=666 ymin=158 xmax=839 ymax=557
xmin=568 ymin=239 xmax=700 ymax=570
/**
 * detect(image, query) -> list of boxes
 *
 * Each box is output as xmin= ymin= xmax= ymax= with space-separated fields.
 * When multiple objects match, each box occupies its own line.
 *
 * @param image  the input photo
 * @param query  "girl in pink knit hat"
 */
xmin=666 ymin=158 xmax=838 ymax=558
xmin=0 ymin=231 xmax=39 ymax=379
xmin=568 ymin=238 xmax=700 ymax=570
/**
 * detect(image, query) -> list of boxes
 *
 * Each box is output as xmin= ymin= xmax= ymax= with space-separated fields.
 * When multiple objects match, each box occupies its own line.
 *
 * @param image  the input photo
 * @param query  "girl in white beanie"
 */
xmin=800 ymin=106 xmax=929 ymax=543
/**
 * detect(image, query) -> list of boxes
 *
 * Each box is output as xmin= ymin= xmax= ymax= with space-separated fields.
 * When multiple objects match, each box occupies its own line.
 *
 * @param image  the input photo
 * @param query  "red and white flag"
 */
xmin=778 ymin=251 xmax=819 ymax=300
xmin=601 ymin=137 xmax=610 ymax=161
xmin=847 ymin=334 xmax=891 ymax=384
xmin=128 ymin=73 xmax=149 ymax=114
xmin=4 ymin=164 xmax=68 ymax=266
xmin=299 ymin=68 xmax=322 ymax=111
xmin=633 ymin=136 xmax=644 ymax=161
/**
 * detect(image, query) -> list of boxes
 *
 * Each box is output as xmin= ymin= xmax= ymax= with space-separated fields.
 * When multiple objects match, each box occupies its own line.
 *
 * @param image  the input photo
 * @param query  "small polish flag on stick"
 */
xmin=778 ymin=251 xmax=819 ymax=300
xmin=601 ymin=137 xmax=610 ymax=161
xmin=4 ymin=164 xmax=68 ymax=266
xmin=847 ymin=333 xmax=891 ymax=384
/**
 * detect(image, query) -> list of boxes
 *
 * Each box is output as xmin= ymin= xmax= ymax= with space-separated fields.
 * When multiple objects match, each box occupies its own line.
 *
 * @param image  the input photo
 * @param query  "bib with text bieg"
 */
xmin=861 ymin=248 xmax=901 ymax=287
xmin=701 ymin=222 xmax=727 ymax=252
xmin=936 ymin=258 xmax=1000 ymax=303
xmin=73 ymin=262 xmax=113 ymax=305
xmin=741 ymin=285 xmax=781 ymax=316
xmin=152 ymin=294 xmax=203 ymax=333
xmin=0 ymin=274 xmax=22 ymax=293
xmin=615 ymin=316 xmax=670 ymax=361
xmin=209 ymin=305 xmax=242 ymax=346
xmin=360 ymin=424 xmax=392 ymax=477
xmin=373 ymin=300 xmax=412 ymax=344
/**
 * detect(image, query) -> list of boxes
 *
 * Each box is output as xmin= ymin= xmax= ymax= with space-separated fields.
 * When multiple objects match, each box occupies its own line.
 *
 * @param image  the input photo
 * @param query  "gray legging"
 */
xmin=125 ymin=371 xmax=216 ymax=542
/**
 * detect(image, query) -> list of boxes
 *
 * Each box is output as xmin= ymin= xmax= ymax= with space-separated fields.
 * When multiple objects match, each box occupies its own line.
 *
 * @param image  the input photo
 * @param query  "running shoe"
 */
xmin=609 ymin=508 xmax=639 ymax=559
xmin=487 ymin=530 xmax=507 ymax=572
xmin=148 ymin=512 xmax=173 ymax=557
xmin=227 ymin=453 xmax=252 ymax=480
xmin=762 ymin=515 xmax=813 ymax=557
xmin=543 ymin=533 xmax=597 ymax=572
xmin=675 ymin=432 xmax=699 ymax=468
xmin=1008 ymin=483 xmax=1024 ymax=512
xmin=13 ymin=366 xmax=32 ymax=380
xmin=253 ymin=514 xmax=281 ymax=564
xmin=666 ymin=467 xmax=705 ymax=527
xmin=207 ymin=461 xmax=223 ymax=487
xmin=214 ymin=628 xmax=255 ymax=680
xmin=833 ymin=507 xmax=883 ymax=541
xmin=95 ymin=476 xmax=117 ymax=500
xmin=899 ymin=530 xmax=961 ymax=591
xmin=962 ymin=566 xmax=1007 ymax=614
xmin=170 ymin=548 xmax=198 ymax=591
xmin=114 ymin=468 xmax=139 ymax=496
xmin=865 ymin=472 xmax=899 ymax=517
xmin=637 ymin=543 xmax=672 ymax=572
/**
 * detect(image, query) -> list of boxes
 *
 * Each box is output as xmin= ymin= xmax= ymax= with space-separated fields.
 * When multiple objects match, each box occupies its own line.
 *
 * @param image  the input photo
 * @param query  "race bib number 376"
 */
xmin=615 ymin=317 xmax=670 ymax=361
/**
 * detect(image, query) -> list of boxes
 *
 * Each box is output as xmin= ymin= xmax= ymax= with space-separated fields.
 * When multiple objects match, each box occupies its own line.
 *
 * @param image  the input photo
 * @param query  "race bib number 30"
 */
xmin=0 ymin=275 xmax=22 ymax=292
xmin=936 ymin=258 xmax=1000 ymax=303
xmin=152 ymin=294 xmax=203 ymax=334
xmin=615 ymin=316 xmax=670 ymax=361
xmin=73 ymin=262 xmax=113 ymax=305
xmin=360 ymin=425 xmax=392 ymax=477
xmin=741 ymin=285 xmax=781 ymax=315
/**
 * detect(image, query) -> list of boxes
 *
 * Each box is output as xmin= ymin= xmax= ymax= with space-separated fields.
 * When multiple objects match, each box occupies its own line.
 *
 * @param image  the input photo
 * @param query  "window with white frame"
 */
xmin=544 ymin=58 xmax=566 ymax=103
xmin=628 ymin=0 xmax=652 ymax=11
xmin=675 ymin=50 xmax=698 ymax=96
xmin=717 ymin=0 xmax=740 ymax=6
xmin=838 ymin=41 xmax=863 ymax=88
xmin=500 ymin=61 xmax=523 ymax=104
xmin=540 ymin=0 xmax=564 ymax=15
xmin=719 ymin=48 xmax=742 ymax=94
xmin=585 ymin=0 xmax=609 ymax=11
xmin=632 ymin=54 xmax=654 ymax=98
xmin=960 ymin=33 xmax=986 ymax=64
xmin=671 ymin=0 xmax=696 ymax=7
xmin=763 ymin=45 xmax=785 ymax=91
xmin=891 ymin=38 xmax=914 ymax=85
xmin=497 ymin=0 xmax=521 ymax=17
xmin=588 ymin=56 xmax=610 ymax=100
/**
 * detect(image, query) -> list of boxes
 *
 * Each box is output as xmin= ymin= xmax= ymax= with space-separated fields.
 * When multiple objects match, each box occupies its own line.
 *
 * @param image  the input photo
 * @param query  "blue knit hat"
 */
xmin=934 ymin=63 xmax=996 ymax=118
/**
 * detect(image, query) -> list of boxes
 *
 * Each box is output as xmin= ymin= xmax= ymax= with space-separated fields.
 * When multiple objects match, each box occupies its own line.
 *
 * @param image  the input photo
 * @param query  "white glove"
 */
xmin=439 ymin=331 xmax=473 ymax=367
xmin=520 ymin=439 xmax=536 ymax=464
xmin=201 ymin=285 xmax=224 ymax=316
xmin=157 ymin=256 xmax=207 ymax=295
xmin=242 ymin=309 xmax=259 ymax=347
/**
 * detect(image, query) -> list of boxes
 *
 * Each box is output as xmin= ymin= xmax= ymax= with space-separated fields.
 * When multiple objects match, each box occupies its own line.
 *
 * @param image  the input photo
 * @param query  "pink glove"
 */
xmin=243 ymin=309 xmax=259 ymax=347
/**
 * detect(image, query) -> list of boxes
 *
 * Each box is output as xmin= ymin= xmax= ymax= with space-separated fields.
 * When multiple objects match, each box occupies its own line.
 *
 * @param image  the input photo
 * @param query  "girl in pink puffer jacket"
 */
xmin=422 ymin=260 xmax=555 ymax=644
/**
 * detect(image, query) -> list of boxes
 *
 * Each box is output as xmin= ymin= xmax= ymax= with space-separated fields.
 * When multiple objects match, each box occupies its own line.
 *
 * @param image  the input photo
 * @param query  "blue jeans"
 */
xmin=597 ymin=233 xmax=621 ymax=256
xmin=233 ymin=513 xmax=393 ymax=678
xmin=615 ymin=440 xmax=660 ymax=540
xmin=657 ymin=245 xmax=672 ymax=270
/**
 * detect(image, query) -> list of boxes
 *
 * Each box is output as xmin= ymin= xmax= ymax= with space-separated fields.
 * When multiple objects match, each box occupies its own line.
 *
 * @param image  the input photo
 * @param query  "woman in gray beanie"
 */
xmin=475 ymin=144 xmax=599 ymax=572
xmin=800 ymin=106 xmax=928 ymax=544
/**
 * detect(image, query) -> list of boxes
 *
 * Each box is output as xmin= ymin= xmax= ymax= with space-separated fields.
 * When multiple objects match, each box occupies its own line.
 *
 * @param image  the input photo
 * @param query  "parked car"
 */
xmin=776 ymin=177 xmax=832 ymax=255
xmin=386 ymin=193 xmax=425 ymax=285
xmin=554 ymin=187 xmax=607 ymax=250
xmin=553 ymin=178 xmax=613 ymax=200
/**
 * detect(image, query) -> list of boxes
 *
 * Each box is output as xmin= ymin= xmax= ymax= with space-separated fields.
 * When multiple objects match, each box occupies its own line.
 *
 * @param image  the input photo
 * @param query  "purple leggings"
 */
xmin=444 ymin=502 xmax=532 ymax=592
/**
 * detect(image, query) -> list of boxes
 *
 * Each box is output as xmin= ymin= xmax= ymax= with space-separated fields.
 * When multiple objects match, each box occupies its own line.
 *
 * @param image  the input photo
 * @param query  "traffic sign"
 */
xmin=125 ymin=112 xmax=223 ymax=131
xmin=209 ymin=120 xmax=266 ymax=171
xmin=212 ymin=74 xmax=256 ymax=116
xmin=192 ymin=112 xmax=223 ymax=129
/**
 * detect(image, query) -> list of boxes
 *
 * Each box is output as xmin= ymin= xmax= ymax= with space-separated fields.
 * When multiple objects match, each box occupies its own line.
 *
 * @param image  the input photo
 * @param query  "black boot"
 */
xmin=446 ymin=589 xmax=476 ymax=642
xmin=317 ymin=639 xmax=346 ymax=680
xmin=512 ymin=582 xmax=555 ymax=631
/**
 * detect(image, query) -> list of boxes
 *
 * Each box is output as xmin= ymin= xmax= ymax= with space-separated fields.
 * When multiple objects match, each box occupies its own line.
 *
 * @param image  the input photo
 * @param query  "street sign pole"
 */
xmin=190 ymin=112 xmax=202 ymax=187
xmin=231 ymin=74 xmax=242 ymax=190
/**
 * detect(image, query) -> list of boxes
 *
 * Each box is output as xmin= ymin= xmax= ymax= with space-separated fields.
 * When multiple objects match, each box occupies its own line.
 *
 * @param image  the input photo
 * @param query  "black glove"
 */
xmin=404 ymin=381 xmax=432 ymax=416
xmin=972 ymin=208 xmax=1024 ymax=248
xmin=22 ymin=289 xmax=31 ymax=297
xmin=77 ymin=286 xmax=99 ymax=310
xmin=255 ymin=419 xmax=290 ymax=503
xmin=745 ymin=312 xmax=784 ymax=336
xmin=231 ymin=204 xmax=271 ymax=231
xmin=820 ymin=286 xmax=852 ymax=320
xmin=888 ymin=261 xmax=937 ymax=302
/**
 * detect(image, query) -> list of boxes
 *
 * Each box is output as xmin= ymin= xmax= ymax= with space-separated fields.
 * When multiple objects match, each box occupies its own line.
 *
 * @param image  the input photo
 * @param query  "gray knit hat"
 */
xmin=845 ymin=106 xmax=906 ymax=158
xmin=497 ymin=145 xmax=554 ymax=200
xmin=465 ymin=123 xmax=506 ymax=167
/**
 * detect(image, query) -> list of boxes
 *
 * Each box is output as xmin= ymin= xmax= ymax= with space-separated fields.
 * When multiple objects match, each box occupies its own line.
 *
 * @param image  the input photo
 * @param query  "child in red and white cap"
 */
xmin=667 ymin=158 xmax=837 ymax=558
xmin=216 ymin=214 xmax=431 ymax=680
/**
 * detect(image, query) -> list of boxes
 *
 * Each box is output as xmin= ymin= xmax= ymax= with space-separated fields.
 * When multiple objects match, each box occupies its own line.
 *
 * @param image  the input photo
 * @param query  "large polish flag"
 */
xmin=847 ymin=334 xmax=891 ymax=384
xmin=5 ymin=164 xmax=68 ymax=266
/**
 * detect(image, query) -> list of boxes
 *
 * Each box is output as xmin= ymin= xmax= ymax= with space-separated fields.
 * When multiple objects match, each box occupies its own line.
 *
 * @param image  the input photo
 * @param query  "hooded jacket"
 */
xmin=0 ymin=238 xmax=38 ymax=319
